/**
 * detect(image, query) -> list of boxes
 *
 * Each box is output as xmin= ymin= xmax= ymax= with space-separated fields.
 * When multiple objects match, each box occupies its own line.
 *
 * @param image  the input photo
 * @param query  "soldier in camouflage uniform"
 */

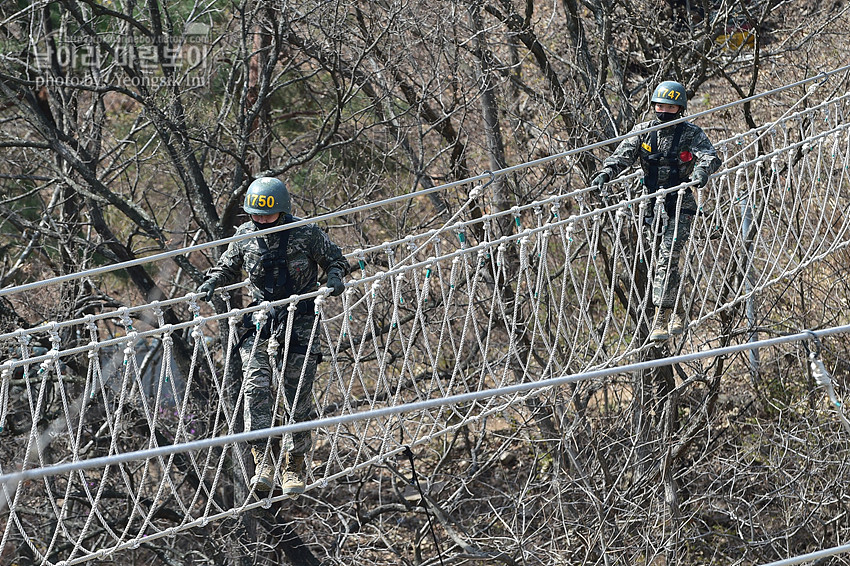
xmin=591 ymin=81 xmax=721 ymax=341
xmin=197 ymin=177 xmax=347 ymax=496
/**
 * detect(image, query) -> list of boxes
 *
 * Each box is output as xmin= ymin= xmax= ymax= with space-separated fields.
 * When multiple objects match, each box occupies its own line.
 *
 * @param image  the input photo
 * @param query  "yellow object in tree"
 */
xmin=716 ymin=24 xmax=755 ymax=51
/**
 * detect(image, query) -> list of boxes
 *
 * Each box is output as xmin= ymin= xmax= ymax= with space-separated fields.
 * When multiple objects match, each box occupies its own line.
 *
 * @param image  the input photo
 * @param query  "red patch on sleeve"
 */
xmin=680 ymin=150 xmax=693 ymax=162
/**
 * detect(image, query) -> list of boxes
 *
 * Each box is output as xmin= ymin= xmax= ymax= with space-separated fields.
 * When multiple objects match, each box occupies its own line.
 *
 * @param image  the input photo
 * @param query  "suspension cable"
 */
xmin=1 ymin=64 xmax=848 ymax=299
xmin=3 ymin=323 xmax=849 ymax=487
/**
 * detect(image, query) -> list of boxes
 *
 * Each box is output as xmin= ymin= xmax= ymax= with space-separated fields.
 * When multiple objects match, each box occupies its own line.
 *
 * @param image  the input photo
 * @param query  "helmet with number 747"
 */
xmin=243 ymin=177 xmax=291 ymax=215
xmin=651 ymin=80 xmax=687 ymax=110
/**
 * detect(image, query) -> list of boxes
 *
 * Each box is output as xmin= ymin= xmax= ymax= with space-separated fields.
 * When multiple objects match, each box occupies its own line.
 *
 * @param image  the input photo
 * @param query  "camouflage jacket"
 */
xmin=599 ymin=119 xmax=722 ymax=190
xmin=204 ymin=218 xmax=347 ymax=351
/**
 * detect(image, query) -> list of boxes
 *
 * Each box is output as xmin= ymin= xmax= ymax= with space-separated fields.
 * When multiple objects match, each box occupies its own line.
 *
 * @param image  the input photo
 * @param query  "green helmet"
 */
xmin=243 ymin=177 xmax=291 ymax=215
xmin=651 ymin=80 xmax=687 ymax=110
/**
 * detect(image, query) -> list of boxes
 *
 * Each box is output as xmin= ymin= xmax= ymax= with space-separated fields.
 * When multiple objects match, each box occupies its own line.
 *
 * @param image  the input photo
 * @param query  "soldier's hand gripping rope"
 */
xmin=196 ymin=279 xmax=217 ymax=302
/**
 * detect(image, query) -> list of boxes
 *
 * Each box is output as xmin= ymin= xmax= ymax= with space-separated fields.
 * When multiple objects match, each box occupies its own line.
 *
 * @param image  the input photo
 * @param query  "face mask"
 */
xmin=656 ymin=111 xmax=679 ymax=122
xmin=252 ymin=213 xmax=290 ymax=230
xmin=252 ymin=217 xmax=280 ymax=229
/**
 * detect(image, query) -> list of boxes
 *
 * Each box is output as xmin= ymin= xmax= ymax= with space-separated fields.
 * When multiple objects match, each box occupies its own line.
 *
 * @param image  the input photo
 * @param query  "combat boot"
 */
xmin=251 ymin=447 xmax=276 ymax=492
xmin=668 ymin=310 xmax=686 ymax=336
xmin=281 ymin=453 xmax=306 ymax=497
xmin=649 ymin=308 xmax=671 ymax=341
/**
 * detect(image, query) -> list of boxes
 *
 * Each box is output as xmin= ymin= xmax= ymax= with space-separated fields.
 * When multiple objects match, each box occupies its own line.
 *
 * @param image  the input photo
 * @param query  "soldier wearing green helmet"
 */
xmin=196 ymin=177 xmax=348 ymax=497
xmin=590 ymin=80 xmax=721 ymax=342
xmin=241 ymin=176 xmax=292 ymax=216
xmin=651 ymin=80 xmax=688 ymax=113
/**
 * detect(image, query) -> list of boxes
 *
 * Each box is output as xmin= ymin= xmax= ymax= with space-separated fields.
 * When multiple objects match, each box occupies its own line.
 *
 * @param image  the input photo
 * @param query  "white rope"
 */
xmin=757 ymin=542 xmax=850 ymax=566
xmin=2 ymin=137 xmax=848 ymax=386
xmin=4 ymin=323 xmax=850 ymax=489
xmin=1 ymin=85 xmax=850 ymax=566
xmin=1 ymin=66 xmax=848 ymax=300
xmin=3 ymin=91 xmax=847 ymax=348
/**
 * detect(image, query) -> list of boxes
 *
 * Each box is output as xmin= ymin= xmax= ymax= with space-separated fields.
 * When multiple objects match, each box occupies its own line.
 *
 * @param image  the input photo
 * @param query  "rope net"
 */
xmin=2 ymin=91 xmax=850 ymax=565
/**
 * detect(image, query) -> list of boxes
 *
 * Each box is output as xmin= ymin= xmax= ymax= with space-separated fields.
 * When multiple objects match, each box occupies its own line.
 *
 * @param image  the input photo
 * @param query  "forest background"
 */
xmin=2 ymin=0 xmax=850 ymax=564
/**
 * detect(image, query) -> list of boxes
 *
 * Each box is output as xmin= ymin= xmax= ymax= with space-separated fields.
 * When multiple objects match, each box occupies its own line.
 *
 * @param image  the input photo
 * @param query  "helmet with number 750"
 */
xmin=651 ymin=80 xmax=687 ymax=110
xmin=243 ymin=177 xmax=291 ymax=215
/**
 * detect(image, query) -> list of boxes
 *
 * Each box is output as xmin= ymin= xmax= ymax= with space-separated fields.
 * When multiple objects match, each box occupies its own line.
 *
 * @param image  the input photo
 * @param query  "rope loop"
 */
xmin=804 ymin=329 xmax=823 ymax=357
xmin=472 ymin=170 xmax=496 ymax=198
xmin=188 ymin=295 xmax=201 ymax=318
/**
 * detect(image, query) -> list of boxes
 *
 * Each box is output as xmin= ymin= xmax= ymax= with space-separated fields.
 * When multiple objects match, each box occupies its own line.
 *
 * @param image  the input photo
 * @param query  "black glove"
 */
xmin=196 ymin=280 xmax=217 ymax=301
xmin=590 ymin=172 xmax=610 ymax=188
xmin=326 ymin=275 xmax=345 ymax=297
xmin=691 ymin=170 xmax=709 ymax=188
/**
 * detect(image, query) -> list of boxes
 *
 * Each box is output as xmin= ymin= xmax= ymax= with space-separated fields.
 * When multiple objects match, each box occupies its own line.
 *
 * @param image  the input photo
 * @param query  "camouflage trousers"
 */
xmin=239 ymin=332 xmax=317 ymax=454
xmin=646 ymin=192 xmax=696 ymax=309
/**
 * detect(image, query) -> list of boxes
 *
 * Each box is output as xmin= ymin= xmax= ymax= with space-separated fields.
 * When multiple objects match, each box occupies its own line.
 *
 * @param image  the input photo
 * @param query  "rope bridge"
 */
xmin=2 ymin=89 xmax=850 ymax=566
